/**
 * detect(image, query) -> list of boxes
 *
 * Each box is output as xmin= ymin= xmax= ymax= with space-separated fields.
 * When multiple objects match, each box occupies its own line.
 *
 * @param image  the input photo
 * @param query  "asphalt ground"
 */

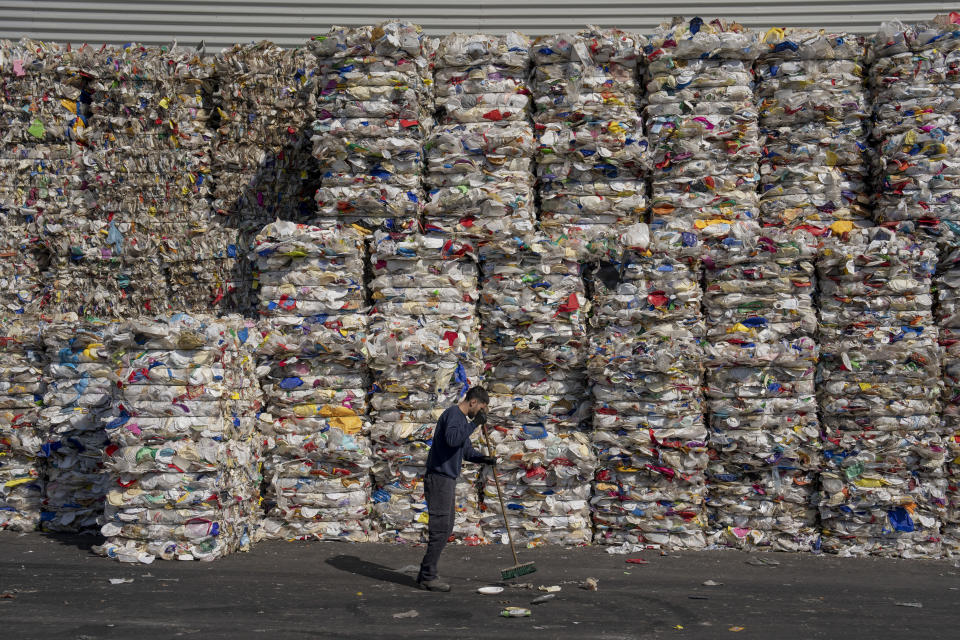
xmin=1 ymin=533 xmax=958 ymax=640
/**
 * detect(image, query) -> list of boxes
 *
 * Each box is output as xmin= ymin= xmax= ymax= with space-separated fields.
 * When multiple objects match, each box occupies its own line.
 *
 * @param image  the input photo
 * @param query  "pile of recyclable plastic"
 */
xmin=0 ymin=40 xmax=88 ymax=315
xmin=817 ymin=228 xmax=946 ymax=557
xmin=95 ymin=315 xmax=263 ymax=562
xmin=477 ymin=234 xmax=595 ymax=546
xmin=703 ymin=227 xmax=821 ymax=551
xmin=645 ymin=18 xmax=761 ymax=250
xmin=0 ymin=319 xmax=45 ymax=531
xmin=206 ymin=42 xmax=316 ymax=314
xmin=587 ymin=224 xmax=709 ymax=549
xmin=943 ymin=318 xmax=960 ymax=555
xmin=366 ymin=231 xmax=485 ymax=543
xmin=531 ymin=28 xmax=646 ymax=258
xmin=311 ymin=22 xmax=431 ymax=233
xmin=756 ymin=29 xmax=871 ymax=232
xmin=39 ymin=321 xmax=115 ymax=533
xmin=249 ymin=221 xmax=374 ymax=541
xmin=424 ymin=32 xmax=536 ymax=240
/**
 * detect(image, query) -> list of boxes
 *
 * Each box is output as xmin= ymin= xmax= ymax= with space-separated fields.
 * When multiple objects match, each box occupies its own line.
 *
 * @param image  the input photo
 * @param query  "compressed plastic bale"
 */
xmin=310 ymin=22 xmax=431 ymax=232
xmin=869 ymin=18 xmax=960 ymax=227
xmin=0 ymin=319 xmax=45 ymax=531
xmin=92 ymin=315 xmax=263 ymax=563
xmin=754 ymin=30 xmax=869 ymax=233
xmin=585 ymin=223 xmax=707 ymax=549
xmin=38 ymin=321 xmax=120 ymax=533
xmin=530 ymin=28 xmax=647 ymax=259
xmin=816 ymin=228 xmax=944 ymax=557
xmin=250 ymin=221 xmax=375 ymax=542
xmin=645 ymin=19 xmax=761 ymax=252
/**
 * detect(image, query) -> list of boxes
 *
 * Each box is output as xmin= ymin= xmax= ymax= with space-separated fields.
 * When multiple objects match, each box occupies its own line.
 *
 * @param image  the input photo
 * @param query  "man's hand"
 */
xmin=475 ymin=455 xmax=497 ymax=466
xmin=472 ymin=410 xmax=487 ymax=427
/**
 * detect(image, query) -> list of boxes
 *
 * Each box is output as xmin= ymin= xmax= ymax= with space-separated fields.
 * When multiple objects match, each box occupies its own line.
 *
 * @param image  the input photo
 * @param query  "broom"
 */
xmin=480 ymin=422 xmax=537 ymax=580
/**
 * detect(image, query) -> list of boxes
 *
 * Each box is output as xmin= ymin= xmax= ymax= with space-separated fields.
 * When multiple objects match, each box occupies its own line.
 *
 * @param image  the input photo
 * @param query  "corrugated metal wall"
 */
xmin=0 ymin=1 xmax=955 ymax=49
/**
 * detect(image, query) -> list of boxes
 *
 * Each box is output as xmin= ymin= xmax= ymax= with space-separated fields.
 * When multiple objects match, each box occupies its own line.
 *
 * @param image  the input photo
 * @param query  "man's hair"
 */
xmin=464 ymin=386 xmax=489 ymax=404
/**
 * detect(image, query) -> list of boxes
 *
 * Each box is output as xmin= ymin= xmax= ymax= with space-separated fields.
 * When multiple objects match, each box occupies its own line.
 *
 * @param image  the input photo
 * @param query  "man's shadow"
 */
xmin=326 ymin=554 xmax=420 ymax=589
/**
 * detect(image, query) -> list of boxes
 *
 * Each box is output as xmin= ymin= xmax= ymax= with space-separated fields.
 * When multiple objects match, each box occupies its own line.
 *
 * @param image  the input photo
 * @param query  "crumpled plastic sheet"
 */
xmin=530 ymin=28 xmax=647 ymax=258
xmin=816 ymin=228 xmax=945 ymax=556
xmin=0 ymin=319 xmax=45 ymax=531
xmin=587 ymin=224 xmax=708 ymax=550
xmin=39 ymin=321 xmax=117 ymax=533
xmin=93 ymin=315 xmax=263 ymax=563
xmin=366 ymin=230 xmax=484 ymax=542
xmin=311 ymin=22 xmax=431 ymax=232
xmin=249 ymin=220 xmax=375 ymax=541
xmin=755 ymin=30 xmax=869 ymax=232
xmin=937 ymin=222 xmax=960 ymax=554
xmin=425 ymin=33 xmax=536 ymax=241
xmin=702 ymin=228 xmax=820 ymax=550
xmin=645 ymin=19 xmax=761 ymax=250
xmin=870 ymin=19 xmax=960 ymax=225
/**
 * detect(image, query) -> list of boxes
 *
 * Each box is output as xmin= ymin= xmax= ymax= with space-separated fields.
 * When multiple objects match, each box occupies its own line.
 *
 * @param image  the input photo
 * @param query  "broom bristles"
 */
xmin=500 ymin=562 xmax=537 ymax=580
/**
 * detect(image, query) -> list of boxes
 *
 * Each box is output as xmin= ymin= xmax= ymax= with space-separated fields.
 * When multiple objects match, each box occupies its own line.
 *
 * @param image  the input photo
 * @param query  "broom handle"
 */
xmin=481 ymin=423 xmax=521 ymax=568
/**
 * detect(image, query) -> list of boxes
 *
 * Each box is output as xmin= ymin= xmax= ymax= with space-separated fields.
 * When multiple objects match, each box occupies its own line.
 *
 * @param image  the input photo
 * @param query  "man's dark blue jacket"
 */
xmin=425 ymin=405 xmax=486 ymax=479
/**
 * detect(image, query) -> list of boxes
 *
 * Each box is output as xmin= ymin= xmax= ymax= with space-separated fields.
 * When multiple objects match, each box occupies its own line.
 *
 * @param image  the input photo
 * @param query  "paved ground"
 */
xmin=0 ymin=534 xmax=958 ymax=639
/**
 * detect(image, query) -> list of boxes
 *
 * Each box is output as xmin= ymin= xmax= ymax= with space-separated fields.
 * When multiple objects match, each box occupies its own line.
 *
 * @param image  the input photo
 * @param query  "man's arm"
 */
xmin=443 ymin=412 xmax=478 ymax=449
xmin=463 ymin=440 xmax=488 ymax=464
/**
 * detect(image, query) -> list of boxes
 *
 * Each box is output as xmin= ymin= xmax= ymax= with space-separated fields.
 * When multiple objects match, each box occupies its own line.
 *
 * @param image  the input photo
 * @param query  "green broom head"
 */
xmin=500 ymin=562 xmax=537 ymax=580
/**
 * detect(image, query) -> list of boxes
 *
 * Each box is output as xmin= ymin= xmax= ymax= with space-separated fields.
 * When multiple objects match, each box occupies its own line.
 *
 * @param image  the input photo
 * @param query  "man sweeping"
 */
xmin=416 ymin=386 xmax=494 ymax=592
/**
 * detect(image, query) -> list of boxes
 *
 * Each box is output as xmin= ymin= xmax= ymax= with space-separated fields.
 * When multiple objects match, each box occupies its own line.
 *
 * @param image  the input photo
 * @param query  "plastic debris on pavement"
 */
xmin=531 ymin=28 xmax=647 ymax=259
xmin=250 ymin=221 xmax=375 ymax=541
xmin=588 ymin=224 xmax=708 ymax=550
xmin=94 ymin=315 xmax=263 ymax=562
xmin=817 ymin=228 xmax=945 ymax=557
xmin=0 ymin=319 xmax=45 ymax=531
xmin=645 ymin=18 xmax=761 ymax=252
xmin=703 ymin=227 xmax=822 ymax=551
xmin=479 ymin=234 xmax=595 ymax=546
xmin=424 ymin=32 xmax=536 ymax=240
xmin=39 ymin=320 xmax=116 ymax=533
xmin=310 ymin=22 xmax=431 ymax=233
xmin=756 ymin=29 xmax=870 ymax=234
xmin=366 ymin=230 xmax=485 ymax=543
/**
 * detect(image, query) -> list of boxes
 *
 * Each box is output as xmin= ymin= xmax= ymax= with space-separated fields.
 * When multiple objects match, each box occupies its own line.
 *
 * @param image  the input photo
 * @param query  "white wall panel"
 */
xmin=0 ymin=1 xmax=954 ymax=49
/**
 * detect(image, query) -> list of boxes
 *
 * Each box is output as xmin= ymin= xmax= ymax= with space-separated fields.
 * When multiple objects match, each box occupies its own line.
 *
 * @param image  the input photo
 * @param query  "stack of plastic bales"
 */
xmin=477 ymin=234 xmax=595 ymax=546
xmin=311 ymin=22 xmax=431 ymax=233
xmin=366 ymin=231 xmax=485 ymax=543
xmin=95 ymin=315 xmax=263 ymax=563
xmin=587 ymin=224 xmax=709 ymax=549
xmin=0 ymin=40 xmax=90 ymax=316
xmin=817 ymin=228 xmax=945 ymax=557
xmin=756 ymin=29 xmax=871 ymax=233
xmin=0 ymin=319 xmax=45 ymax=531
xmin=39 ymin=321 xmax=116 ymax=533
xmin=703 ymin=228 xmax=821 ymax=551
xmin=204 ymin=43 xmax=315 ymax=315
xmin=62 ymin=44 xmax=213 ymax=318
xmin=423 ymin=32 xmax=536 ymax=241
xmin=249 ymin=220 xmax=374 ymax=542
xmin=645 ymin=18 xmax=761 ymax=251
xmin=869 ymin=18 xmax=960 ymax=557
xmin=531 ymin=28 xmax=646 ymax=259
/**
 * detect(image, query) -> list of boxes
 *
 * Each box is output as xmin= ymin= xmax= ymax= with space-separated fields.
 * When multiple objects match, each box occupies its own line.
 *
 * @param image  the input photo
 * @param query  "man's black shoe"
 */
xmin=417 ymin=579 xmax=452 ymax=592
